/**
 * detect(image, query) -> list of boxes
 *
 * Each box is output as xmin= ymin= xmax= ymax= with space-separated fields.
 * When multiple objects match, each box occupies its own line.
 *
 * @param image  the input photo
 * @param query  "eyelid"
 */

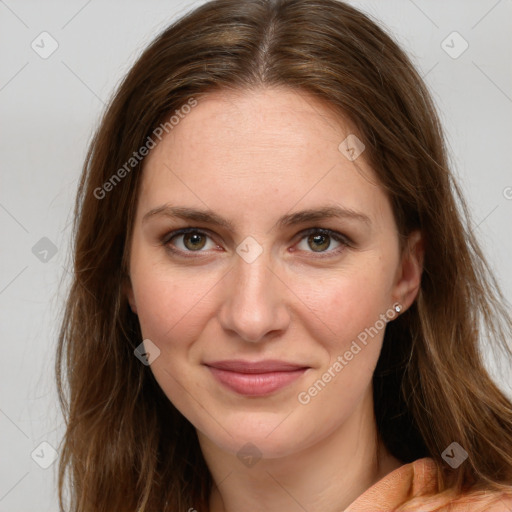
xmin=161 ymin=226 xmax=352 ymax=257
xmin=298 ymin=227 xmax=352 ymax=246
xmin=161 ymin=226 xmax=217 ymax=245
xmin=161 ymin=227 xmax=221 ymax=255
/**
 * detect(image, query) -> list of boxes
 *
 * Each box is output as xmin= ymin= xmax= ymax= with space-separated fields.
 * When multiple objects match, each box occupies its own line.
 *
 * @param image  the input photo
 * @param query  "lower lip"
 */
xmin=206 ymin=367 xmax=308 ymax=396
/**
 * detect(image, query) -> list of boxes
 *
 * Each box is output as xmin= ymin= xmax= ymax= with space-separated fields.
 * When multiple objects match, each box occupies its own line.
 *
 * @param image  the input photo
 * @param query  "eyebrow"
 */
xmin=142 ymin=204 xmax=372 ymax=231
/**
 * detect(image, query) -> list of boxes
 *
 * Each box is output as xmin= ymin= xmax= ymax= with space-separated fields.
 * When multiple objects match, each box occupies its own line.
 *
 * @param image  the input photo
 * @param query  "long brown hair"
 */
xmin=56 ymin=0 xmax=512 ymax=510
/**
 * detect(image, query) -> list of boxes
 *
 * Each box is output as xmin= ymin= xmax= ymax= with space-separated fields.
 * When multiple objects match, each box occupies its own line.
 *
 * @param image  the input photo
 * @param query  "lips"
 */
xmin=204 ymin=359 xmax=309 ymax=396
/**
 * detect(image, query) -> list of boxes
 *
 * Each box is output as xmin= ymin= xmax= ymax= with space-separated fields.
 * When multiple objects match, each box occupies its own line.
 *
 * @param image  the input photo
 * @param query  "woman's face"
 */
xmin=126 ymin=87 xmax=422 ymax=460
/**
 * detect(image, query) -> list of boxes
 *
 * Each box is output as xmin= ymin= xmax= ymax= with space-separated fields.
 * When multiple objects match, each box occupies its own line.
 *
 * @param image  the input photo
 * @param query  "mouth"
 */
xmin=204 ymin=359 xmax=310 ymax=396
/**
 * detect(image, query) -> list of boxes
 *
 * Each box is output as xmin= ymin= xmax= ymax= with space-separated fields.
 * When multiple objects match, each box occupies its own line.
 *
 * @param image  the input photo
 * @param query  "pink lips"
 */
xmin=204 ymin=360 xmax=309 ymax=396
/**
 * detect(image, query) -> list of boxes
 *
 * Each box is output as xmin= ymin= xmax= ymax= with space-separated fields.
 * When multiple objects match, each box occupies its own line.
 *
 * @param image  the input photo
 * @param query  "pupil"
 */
xmin=310 ymin=234 xmax=329 ymax=251
xmin=185 ymin=233 xmax=205 ymax=250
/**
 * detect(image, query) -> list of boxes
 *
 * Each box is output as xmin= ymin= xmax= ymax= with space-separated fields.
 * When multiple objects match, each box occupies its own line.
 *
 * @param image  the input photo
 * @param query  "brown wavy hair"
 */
xmin=56 ymin=0 xmax=512 ymax=510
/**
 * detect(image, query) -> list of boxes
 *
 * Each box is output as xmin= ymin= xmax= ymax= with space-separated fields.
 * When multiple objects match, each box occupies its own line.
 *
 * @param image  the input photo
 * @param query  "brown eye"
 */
xmin=307 ymin=233 xmax=331 ymax=252
xmin=182 ymin=232 xmax=207 ymax=251
xmin=163 ymin=228 xmax=216 ymax=255
xmin=296 ymin=228 xmax=350 ymax=256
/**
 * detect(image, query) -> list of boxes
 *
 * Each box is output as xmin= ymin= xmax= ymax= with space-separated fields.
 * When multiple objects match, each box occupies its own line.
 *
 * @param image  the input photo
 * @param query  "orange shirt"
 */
xmin=344 ymin=457 xmax=512 ymax=511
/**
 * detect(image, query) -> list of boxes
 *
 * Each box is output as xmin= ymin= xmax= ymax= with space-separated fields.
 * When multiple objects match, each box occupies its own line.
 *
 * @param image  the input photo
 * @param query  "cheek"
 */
xmin=295 ymin=276 xmax=388 ymax=435
xmin=304 ymin=260 xmax=393 ymax=349
xmin=130 ymin=267 xmax=214 ymax=419
xmin=131 ymin=259 xmax=221 ymax=346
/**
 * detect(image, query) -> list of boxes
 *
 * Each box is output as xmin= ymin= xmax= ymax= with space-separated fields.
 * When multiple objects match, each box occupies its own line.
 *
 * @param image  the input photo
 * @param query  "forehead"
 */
xmin=137 ymin=87 xmax=391 ymax=229
xmin=147 ymin=87 xmax=359 ymax=170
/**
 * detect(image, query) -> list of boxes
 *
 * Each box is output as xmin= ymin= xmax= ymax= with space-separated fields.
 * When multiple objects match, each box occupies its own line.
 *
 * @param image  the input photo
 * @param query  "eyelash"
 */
xmin=161 ymin=227 xmax=352 ymax=259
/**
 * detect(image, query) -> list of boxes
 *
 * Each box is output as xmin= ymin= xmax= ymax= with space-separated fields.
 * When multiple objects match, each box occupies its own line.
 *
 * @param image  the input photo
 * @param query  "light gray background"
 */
xmin=1 ymin=0 xmax=511 ymax=510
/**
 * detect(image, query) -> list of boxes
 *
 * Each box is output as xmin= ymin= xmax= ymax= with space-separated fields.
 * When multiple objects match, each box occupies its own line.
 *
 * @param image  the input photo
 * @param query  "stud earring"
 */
xmin=394 ymin=304 xmax=402 ymax=314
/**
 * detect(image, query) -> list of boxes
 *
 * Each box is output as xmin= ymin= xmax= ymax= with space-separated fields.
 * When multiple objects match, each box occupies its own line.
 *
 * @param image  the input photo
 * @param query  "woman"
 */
xmin=55 ymin=0 xmax=512 ymax=510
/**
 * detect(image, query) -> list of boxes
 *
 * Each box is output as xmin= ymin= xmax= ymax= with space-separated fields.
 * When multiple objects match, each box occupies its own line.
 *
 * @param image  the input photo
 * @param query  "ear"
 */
xmin=123 ymin=276 xmax=138 ymax=315
xmin=391 ymin=230 xmax=424 ymax=312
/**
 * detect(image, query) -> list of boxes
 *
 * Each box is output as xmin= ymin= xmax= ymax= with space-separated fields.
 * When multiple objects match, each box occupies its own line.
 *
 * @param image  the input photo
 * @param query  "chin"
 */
xmin=198 ymin=412 xmax=319 ymax=461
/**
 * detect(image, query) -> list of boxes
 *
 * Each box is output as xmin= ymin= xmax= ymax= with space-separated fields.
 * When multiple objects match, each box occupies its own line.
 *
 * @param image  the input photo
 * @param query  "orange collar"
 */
xmin=343 ymin=457 xmax=512 ymax=511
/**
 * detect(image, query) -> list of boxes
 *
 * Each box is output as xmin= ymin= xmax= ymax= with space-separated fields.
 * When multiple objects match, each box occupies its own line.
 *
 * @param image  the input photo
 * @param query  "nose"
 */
xmin=218 ymin=250 xmax=291 ymax=343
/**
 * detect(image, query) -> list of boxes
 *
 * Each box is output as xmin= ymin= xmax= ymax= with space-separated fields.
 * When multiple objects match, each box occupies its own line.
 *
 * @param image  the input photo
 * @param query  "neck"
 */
xmin=199 ymin=388 xmax=403 ymax=512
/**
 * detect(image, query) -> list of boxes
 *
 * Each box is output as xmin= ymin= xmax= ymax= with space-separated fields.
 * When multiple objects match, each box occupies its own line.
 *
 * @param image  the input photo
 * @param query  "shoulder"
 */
xmin=446 ymin=490 xmax=512 ymax=511
xmin=407 ymin=457 xmax=512 ymax=511
xmin=343 ymin=457 xmax=512 ymax=512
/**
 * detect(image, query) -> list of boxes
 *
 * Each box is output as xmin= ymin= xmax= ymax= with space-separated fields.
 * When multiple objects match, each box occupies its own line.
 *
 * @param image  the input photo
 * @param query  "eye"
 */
xmin=161 ymin=227 xmax=351 ymax=258
xmin=162 ymin=228 xmax=217 ymax=255
xmin=294 ymin=228 xmax=351 ymax=257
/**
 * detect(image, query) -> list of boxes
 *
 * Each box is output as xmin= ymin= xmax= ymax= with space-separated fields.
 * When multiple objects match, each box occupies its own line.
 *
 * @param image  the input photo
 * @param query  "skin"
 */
xmin=125 ymin=87 xmax=424 ymax=512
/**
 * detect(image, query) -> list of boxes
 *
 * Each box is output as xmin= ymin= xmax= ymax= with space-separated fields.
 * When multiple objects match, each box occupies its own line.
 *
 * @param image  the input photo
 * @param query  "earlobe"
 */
xmin=392 ymin=230 xmax=424 ymax=312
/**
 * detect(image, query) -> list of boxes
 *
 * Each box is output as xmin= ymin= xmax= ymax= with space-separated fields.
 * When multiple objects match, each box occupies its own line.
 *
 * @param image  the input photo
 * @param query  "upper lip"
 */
xmin=204 ymin=360 xmax=309 ymax=373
